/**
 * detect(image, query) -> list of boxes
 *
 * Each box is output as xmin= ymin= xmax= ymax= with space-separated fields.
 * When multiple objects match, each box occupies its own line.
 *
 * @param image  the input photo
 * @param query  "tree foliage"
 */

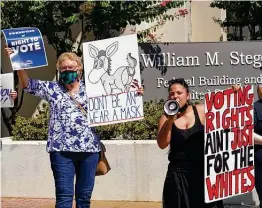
xmin=12 ymin=99 xmax=201 ymax=141
xmin=210 ymin=1 xmax=262 ymax=40
xmin=1 ymin=0 xmax=184 ymax=56
xmin=1 ymin=0 xmax=184 ymax=137
xmin=1 ymin=1 xmax=83 ymax=56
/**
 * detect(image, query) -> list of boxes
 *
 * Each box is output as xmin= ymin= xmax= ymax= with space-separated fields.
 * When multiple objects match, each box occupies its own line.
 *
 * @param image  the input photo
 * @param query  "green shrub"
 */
xmin=12 ymin=100 xmax=164 ymax=141
xmin=95 ymin=99 xmax=165 ymax=140
xmin=12 ymin=103 xmax=49 ymax=141
xmin=12 ymin=99 xmax=204 ymax=141
xmin=12 ymin=99 xmax=205 ymax=141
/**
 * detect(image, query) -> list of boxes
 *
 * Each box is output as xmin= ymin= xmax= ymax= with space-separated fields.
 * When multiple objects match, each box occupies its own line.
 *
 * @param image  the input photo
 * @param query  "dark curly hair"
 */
xmin=168 ymin=78 xmax=189 ymax=93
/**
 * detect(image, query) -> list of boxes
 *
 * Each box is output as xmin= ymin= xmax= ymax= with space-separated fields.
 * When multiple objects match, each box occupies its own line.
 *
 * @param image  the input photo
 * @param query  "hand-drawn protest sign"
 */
xmin=204 ymin=85 xmax=255 ymax=203
xmin=0 ymin=73 xmax=14 ymax=108
xmin=83 ymin=34 xmax=144 ymax=127
xmin=2 ymin=27 xmax=48 ymax=70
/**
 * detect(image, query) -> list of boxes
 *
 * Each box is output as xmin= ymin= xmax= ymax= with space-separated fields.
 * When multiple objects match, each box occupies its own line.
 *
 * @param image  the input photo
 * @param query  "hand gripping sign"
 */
xmin=2 ymin=27 xmax=48 ymax=70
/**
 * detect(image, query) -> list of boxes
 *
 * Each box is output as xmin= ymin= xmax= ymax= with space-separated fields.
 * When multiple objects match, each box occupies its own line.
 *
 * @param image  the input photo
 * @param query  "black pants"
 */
xmin=255 ymin=150 xmax=262 ymax=208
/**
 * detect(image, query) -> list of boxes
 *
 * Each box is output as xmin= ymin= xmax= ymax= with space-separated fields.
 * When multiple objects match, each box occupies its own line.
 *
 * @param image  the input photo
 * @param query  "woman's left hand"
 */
xmin=137 ymin=87 xmax=144 ymax=96
xmin=9 ymin=91 xmax=18 ymax=100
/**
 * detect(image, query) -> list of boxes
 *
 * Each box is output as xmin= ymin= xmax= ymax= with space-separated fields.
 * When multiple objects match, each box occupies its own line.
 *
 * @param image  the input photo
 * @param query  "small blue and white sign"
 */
xmin=2 ymin=27 xmax=48 ymax=70
xmin=0 ymin=73 xmax=14 ymax=108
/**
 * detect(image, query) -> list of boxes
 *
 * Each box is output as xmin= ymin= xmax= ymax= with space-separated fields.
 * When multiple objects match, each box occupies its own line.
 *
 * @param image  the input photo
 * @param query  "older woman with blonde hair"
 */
xmin=5 ymin=47 xmax=101 ymax=208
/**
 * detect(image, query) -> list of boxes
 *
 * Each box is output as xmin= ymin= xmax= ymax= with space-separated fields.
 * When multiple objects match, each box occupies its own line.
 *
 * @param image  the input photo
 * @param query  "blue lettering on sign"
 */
xmin=0 ymin=87 xmax=12 ymax=103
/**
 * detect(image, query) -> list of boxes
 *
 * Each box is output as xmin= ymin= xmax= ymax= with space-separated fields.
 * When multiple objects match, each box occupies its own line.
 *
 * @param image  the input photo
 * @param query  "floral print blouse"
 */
xmin=24 ymin=78 xmax=101 ymax=153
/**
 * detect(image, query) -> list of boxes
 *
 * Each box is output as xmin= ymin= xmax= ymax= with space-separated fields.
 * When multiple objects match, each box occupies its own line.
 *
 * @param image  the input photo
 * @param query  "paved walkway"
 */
xmin=2 ymin=198 xmax=161 ymax=208
xmin=1 ymin=198 xmax=258 ymax=208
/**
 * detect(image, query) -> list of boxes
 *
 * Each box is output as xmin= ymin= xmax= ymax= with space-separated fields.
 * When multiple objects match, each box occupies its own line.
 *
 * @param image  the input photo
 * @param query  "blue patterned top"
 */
xmin=24 ymin=78 xmax=101 ymax=153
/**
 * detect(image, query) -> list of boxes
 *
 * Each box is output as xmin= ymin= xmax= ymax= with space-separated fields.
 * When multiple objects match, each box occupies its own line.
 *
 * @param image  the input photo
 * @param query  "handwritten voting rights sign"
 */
xmin=83 ymin=34 xmax=144 ymax=127
xmin=2 ymin=27 xmax=48 ymax=70
xmin=204 ymin=86 xmax=255 ymax=203
xmin=0 ymin=73 xmax=14 ymax=108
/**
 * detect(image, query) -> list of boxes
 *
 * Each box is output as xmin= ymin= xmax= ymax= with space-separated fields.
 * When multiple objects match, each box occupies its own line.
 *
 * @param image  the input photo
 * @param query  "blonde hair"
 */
xmin=56 ymin=52 xmax=83 ymax=72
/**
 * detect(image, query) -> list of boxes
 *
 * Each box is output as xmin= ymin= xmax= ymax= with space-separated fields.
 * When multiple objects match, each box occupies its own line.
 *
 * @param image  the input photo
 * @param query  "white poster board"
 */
xmin=0 ymin=73 xmax=14 ymax=108
xmin=204 ymin=85 xmax=255 ymax=203
xmin=83 ymin=34 xmax=144 ymax=126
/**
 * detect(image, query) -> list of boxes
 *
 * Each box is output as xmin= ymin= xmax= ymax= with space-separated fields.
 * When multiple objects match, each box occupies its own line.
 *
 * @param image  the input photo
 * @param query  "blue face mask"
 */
xmin=59 ymin=71 xmax=78 ymax=85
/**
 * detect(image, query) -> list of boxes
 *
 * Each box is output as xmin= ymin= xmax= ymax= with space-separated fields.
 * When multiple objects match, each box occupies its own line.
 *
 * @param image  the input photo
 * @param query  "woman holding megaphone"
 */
xmin=158 ymin=79 xmax=262 ymax=208
xmin=157 ymin=78 xmax=224 ymax=208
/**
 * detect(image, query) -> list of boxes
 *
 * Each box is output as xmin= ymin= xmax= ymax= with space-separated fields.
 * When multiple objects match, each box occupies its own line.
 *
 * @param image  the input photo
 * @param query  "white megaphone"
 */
xmin=164 ymin=100 xmax=180 ymax=116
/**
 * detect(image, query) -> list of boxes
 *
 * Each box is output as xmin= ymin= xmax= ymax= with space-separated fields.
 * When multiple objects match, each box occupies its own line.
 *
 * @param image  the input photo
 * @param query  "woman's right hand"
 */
xmin=167 ymin=113 xmax=179 ymax=122
xmin=9 ymin=91 xmax=18 ymax=100
xmin=5 ymin=45 xmax=14 ymax=57
xmin=231 ymin=84 xmax=241 ymax=92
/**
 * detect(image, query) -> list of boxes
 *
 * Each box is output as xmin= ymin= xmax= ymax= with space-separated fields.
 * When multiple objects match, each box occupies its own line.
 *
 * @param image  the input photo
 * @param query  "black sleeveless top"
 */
xmin=168 ymin=105 xmax=205 ymax=171
xmin=164 ymin=105 xmax=224 ymax=208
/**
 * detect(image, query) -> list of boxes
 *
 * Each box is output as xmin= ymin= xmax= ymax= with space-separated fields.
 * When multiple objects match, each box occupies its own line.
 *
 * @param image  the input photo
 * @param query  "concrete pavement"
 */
xmin=1 ymin=198 xmax=162 ymax=208
xmin=1 ymin=198 xmax=258 ymax=208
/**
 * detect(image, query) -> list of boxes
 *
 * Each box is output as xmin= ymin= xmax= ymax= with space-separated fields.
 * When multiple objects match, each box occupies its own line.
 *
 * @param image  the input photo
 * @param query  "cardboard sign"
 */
xmin=83 ymin=34 xmax=144 ymax=126
xmin=0 ymin=73 xmax=14 ymax=108
xmin=2 ymin=27 xmax=48 ymax=70
xmin=204 ymin=86 xmax=255 ymax=202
